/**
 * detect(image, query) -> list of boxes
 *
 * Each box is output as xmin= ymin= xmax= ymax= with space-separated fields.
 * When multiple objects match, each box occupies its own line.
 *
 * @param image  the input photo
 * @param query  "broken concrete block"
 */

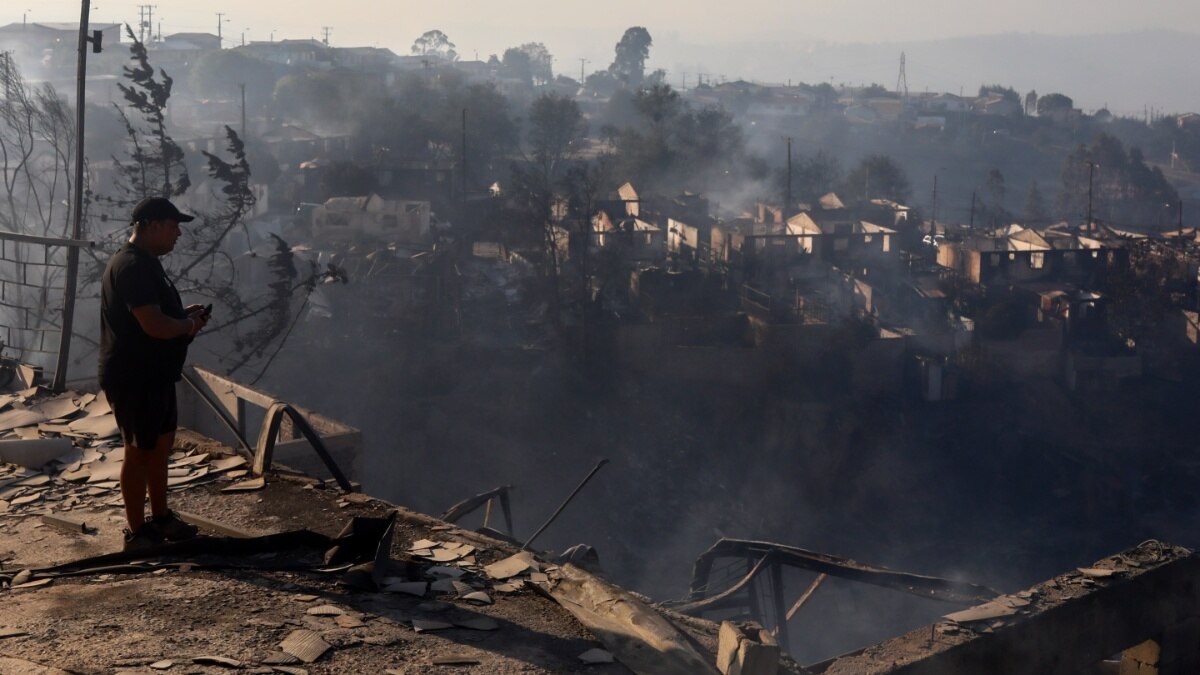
xmin=40 ymin=513 xmax=91 ymax=534
xmin=1120 ymin=639 xmax=1160 ymax=675
xmin=717 ymin=621 xmax=779 ymax=675
xmin=0 ymin=438 xmax=72 ymax=468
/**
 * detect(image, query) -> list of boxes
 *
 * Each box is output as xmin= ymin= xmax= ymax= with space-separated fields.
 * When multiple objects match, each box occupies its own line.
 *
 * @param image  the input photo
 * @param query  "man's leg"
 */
xmin=120 ymin=439 xmax=149 ymax=532
xmin=146 ymin=431 xmax=174 ymax=518
xmin=120 ymin=435 xmax=172 ymax=532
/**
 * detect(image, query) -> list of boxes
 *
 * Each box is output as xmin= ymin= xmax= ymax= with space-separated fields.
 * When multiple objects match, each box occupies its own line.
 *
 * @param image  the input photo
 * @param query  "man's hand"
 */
xmin=186 ymin=306 xmax=210 ymax=337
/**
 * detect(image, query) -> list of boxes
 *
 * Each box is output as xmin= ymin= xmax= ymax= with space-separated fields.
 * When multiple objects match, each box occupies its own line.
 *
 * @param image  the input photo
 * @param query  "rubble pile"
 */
xmin=377 ymin=541 xmax=555 ymax=604
xmin=0 ymin=388 xmax=252 ymax=519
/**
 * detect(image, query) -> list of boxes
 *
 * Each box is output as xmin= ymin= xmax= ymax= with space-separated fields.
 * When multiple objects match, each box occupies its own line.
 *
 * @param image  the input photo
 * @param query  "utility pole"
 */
xmin=321 ymin=26 xmax=332 ymax=46
xmin=137 ymin=5 xmax=156 ymax=43
xmin=55 ymin=0 xmax=102 ymax=392
xmin=1085 ymin=160 xmax=1097 ymax=232
xmin=239 ymin=82 xmax=246 ymax=139
xmin=784 ymin=136 xmax=793 ymax=220
xmin=1180 ymin=200 xmax=1186 ymax=241
xmin=969 ymin=191 xmax=976 ymax=228
xmin=578 ymin=58 xmax=588 ymax=85
xmin=215 ymin=12 xmax=227 ymax=43
xmin=461 ymin=108 xmax=467 ymax=203
xmin=931 ymin=174 xmax=939 ymax=230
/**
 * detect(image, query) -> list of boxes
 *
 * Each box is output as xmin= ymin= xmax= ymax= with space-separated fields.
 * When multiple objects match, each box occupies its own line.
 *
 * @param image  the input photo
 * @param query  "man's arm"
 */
xmin=131 ymin=304 xmax=199 ymax=339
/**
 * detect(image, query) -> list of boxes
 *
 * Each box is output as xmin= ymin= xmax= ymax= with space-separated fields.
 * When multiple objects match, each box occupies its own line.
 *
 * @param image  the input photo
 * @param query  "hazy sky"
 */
xmin=19 ymin=1 xmax=1200 ymax=49
xmin=12 ymin=0 xmax=1200 ymax=92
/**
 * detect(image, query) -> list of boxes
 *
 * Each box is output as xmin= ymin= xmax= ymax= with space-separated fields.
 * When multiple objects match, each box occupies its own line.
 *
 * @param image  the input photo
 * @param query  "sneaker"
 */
xmin=150 ymin=510 xmax=200 ymax=541
xmin=123 ymin=526 xmax=163 ymax=552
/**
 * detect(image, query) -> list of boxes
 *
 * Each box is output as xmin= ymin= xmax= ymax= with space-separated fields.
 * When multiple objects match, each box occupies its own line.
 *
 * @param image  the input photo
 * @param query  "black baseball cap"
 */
xmin=131 ymin=197 xmax=195 ymax=225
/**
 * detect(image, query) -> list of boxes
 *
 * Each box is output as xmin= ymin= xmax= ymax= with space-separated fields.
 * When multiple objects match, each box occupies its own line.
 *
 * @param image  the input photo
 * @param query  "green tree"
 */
xmin=189 ymin=49 xmax=281 ymax=110
xmin=984 ymin=168 xmax=1010 ymax=226
xmin=528 ymin=93 xmax=585 ymax=171
xmin=519 ymin=42 xmax=553 ymax=84
xmin=501 ymin=48 xmax=533 ymax=86
xmin=609 ymin=26 xmax=652 ymax=86
xmin=506 ymin=94 xmax=587 ymax=333
xmin=856 ymin=83 xmax=894 ymax=99
xmin=411 ymin=30 xmax=457 ymax=60
xmin=794 ymin=151 xmax=843 ymax=202
xmin=633 ymin=84 xmax=682 ymax=129
xmin=675 ymin=106 xmax=743 ymax=190
xmin=273 ymin=70 xmax=380 ymax=130
xmin=1058 ymin=133 xmax=1179 ymax=226
xmin=353 ymin=70 xmax=517 ymax=188
xmin=842 ymin=155 xmax=910 ymax=204
xmin=1037 ymin=93 xmax=1074 ymax=116
xmin=806 ymin=82 xmax=839 ymax=112
xmin=502 ymin=43 xmax=555 ymax=88
xmin=1024 ymin=180 xmax=1048 ymax=224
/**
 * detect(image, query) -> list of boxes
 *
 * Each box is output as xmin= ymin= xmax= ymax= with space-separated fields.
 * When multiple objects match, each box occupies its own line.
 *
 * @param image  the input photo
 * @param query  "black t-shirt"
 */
xmin=98 ymin=243 xmax=190 ymax=388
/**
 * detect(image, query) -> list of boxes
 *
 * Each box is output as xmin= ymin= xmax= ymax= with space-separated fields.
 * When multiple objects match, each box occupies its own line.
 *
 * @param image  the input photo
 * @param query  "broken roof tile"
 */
xmin=484 ymin=552 xmax=535 ymax=579
xmin=279 ymin=629 xmax=331 ymax=664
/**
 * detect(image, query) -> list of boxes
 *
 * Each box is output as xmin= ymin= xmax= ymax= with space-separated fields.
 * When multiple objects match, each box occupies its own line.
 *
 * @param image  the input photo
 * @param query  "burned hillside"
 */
xmin=3 ymin=10 xmax=1200 ymax=674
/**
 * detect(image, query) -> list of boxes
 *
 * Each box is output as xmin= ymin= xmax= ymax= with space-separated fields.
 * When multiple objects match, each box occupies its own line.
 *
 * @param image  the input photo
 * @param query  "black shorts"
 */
xmin=105 ymin=382 xmax=178 ymax=450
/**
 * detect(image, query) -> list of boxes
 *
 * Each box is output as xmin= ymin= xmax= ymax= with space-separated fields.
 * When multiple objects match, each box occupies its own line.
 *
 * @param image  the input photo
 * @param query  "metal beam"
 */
xmin=686 ymin=538 xmax=998 ymax=607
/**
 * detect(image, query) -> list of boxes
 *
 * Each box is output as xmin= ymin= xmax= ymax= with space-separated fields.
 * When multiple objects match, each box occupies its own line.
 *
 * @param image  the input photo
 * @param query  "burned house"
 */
xmin=264 ymin=124 xmax=352 ymax=169
xmin=591 ymin=210 xmax=666 ymax=263
xmin=936 ymin=225 xmax=1125 ymax=287
xmin=593 ymin=183 xmax=718 ymax=268
xmin=311 ymin=193 xmax=431 ymax=244
xmin=783 ymin=212 xmax=898 ymax=267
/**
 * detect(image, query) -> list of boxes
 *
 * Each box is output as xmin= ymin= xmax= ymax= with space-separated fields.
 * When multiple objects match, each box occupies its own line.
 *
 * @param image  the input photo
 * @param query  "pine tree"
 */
xmin=111 ymin=25 xmax=189 ymax=200
xmin=1025 ymin=180 xmax=1048 ymax=224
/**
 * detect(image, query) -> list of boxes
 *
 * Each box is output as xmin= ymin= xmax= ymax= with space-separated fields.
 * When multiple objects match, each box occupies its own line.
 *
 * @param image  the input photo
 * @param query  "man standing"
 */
xmin=99 ymin=197 xmax=210 ymax=551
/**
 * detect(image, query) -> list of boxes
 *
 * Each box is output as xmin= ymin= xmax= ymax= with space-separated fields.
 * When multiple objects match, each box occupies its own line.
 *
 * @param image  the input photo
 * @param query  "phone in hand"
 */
xmin=202 ymin=303 xmax=213 ymax=318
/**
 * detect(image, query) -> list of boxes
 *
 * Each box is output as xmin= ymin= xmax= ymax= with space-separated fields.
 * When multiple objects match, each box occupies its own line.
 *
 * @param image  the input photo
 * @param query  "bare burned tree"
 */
xmin=0 ymin=59 xmax=76 ymax=238
xmin=0 ymin=54 xmax=77 ymax=360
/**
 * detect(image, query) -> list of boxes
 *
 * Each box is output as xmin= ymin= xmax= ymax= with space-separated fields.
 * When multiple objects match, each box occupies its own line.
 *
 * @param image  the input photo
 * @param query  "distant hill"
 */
xmin=659 ymin=30 xmax=1200 ymax=116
